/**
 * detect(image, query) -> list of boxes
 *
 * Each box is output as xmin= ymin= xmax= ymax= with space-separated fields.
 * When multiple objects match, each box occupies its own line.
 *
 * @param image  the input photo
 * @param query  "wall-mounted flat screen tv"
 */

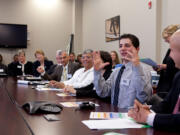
xmin=0 ymin=23 xmax=27 ymax=48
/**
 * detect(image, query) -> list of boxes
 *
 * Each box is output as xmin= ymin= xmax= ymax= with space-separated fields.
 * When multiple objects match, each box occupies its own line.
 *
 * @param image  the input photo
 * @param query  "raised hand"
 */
xmin=157 ymin=64 xmax=167 ymax=70
xmin=122 ymin=47 xmax=140 ymax=66
xmin=93 ymin=51 xmax=110 ymax=71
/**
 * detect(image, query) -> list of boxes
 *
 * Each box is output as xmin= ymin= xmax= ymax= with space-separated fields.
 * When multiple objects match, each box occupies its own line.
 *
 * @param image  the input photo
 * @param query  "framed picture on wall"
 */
xmin=105 ymin=15 xmax=120 ymax=42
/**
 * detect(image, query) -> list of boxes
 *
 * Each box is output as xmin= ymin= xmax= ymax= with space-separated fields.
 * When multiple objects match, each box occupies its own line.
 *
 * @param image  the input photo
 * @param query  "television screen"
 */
xmin=0 ymin=23 xmax=27 ymax=48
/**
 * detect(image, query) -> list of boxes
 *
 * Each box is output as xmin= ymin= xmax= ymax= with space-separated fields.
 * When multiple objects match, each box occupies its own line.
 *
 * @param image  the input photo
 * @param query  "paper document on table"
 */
xmin=60 ymin=101 xmax=99 ymax=107
xmin=82 ymin=119 xmax=149 ymax=129
xmin=90 ymin=112 xmax=128 ymax=119
xmin=103 ymin=132 xmax=126 ymax=135
xmin=36 ymin=85 xmax=63 ymax=92
xmin=140 ymin=58 xmax=158 ymax=68
xmin=56 ymin=93 xmax=76 ymax=97
xmin=17 ymin=80 xmax=29 ymax=85
xmin=25 ymin=76 xmax=42 ymax=81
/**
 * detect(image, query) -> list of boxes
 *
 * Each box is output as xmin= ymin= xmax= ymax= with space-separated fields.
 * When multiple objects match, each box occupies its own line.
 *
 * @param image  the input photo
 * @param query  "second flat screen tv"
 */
xmin=0 ymin=23 xmax=27 ymax=48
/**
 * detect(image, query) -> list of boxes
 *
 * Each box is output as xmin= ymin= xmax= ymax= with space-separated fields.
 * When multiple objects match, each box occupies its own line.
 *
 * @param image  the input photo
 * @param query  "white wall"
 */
xmin=0 ymin=0 xmax=73 ymax=64
xmin=1 ymin=0 xmax=180 ymax=65
xmin=161 ymin=0 xmax=180 ymax=62
xmin=81 ymin=0 xmax=158 ymax=61
xmin=73 ymin=0 xmax=83 ymax=54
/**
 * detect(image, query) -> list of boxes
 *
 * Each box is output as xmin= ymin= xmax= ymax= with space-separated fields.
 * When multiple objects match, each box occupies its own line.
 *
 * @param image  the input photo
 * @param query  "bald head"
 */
xmin=170 ymin=30 xmax=180 ymax=68
xmin=170 ymin=30 xmax=180 ymax=48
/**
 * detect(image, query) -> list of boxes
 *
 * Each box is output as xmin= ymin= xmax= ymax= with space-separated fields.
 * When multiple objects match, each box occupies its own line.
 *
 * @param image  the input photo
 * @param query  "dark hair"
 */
xmin=119 ymin=34 xmax=140 ymax=48
xmin=14 ymin=54 xmax=18 ymax=58
xmin=100 ymin=51 xmax=112 ymax=71
xmin=76 ymin=54 xmax=82 ymax=64
xmin=77 ymin=53 xmax=82 ymax=58
xmin=70 ymin=52 xmax=75 ymax=56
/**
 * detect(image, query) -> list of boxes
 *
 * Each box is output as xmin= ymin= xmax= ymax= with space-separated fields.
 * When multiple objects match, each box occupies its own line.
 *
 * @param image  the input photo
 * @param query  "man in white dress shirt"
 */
xmin=49 ymin=49 xmax=94 ymax=89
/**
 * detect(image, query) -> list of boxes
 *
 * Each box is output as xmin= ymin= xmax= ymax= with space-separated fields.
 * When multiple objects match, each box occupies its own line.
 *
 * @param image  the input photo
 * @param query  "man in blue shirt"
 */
xmin=93 ymin=34 xmax=152 ymax=108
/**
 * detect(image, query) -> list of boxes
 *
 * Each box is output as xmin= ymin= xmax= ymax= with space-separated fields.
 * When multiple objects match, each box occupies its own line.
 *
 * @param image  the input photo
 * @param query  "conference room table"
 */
xmin=0 ymin=77 xmax=179 ymax=135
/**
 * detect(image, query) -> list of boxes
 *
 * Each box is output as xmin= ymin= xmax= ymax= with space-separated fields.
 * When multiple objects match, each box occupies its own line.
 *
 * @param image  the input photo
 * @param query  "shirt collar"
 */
xmin=63 ymin=63 xmax=68 ymax=69
xmin=124 ymin=61 xmax=131 ymax=67
xmin=19 ymin=61 xmax=27 ymax=65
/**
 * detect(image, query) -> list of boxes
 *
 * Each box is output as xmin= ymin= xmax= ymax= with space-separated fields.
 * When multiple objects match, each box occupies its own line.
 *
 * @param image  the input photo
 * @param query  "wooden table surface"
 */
xmin=1 ymin=77 xmax=179 ymax=135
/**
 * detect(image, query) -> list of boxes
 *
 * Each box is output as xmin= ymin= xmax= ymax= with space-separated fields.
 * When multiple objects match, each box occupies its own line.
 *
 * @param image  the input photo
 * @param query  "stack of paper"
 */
xmin=36 ymin=85 xmax=63 ymax=92
xmin=82 ymin=112 xmax=150 ymax=130
xmin=56 ymin=93 xmax=76 ymax=97
xmin=103 ymin=132 xmax=126 ymax=135
xmin=60 ymin=101 xmax=99 ymax=107
xmin=82 ymin=119 xmax=145 ymax=129
xmin=17 ymin=80 xmax=29 ymax=85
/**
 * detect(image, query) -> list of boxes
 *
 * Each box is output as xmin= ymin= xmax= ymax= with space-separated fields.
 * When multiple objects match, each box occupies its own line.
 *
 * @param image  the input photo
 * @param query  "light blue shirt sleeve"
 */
xmin=132 ymin=65 xmax=148 ymax=104
xmin=94 ymin=69 xmax=113 ymax=97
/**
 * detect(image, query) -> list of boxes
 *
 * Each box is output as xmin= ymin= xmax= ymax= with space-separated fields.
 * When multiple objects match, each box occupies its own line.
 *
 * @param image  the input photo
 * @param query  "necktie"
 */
xmin=62 ymin=67 xmax=67 ymax=81
xmin=173 ymin=95 xmax=180 ymax=114
xmin=113 ymin=65 xmax=125 ymax=106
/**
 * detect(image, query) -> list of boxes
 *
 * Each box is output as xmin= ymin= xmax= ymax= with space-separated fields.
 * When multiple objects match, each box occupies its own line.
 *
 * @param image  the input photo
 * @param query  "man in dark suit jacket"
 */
xmin=128 ymin=30 xmax=180 ymax=131
xmin=38 ymin=51 xmax=80 ymax=81
xmin=46 ymin=50 xmax=62 ymax=75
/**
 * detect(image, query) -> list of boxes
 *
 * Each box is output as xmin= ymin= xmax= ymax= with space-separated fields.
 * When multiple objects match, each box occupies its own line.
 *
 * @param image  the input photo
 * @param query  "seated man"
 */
xmin=8 ymin=50 xmax=33 ymax=76
xmin=38 ymin=51 xmax=79 ymax=81
xmin=49 ymin=49 xmax=94 ymax=89
xmin=8 ymin=54 xmax=18 ymax=75
xmin=128 ymin=30 xmax=180 ymax=131
xmin=93 ymin=34 xmax=153 ymax=109
xmin=63 ymin=51 xmax=112 ymax=98
xmin=46 ymin=50 xmax=62 ymax=75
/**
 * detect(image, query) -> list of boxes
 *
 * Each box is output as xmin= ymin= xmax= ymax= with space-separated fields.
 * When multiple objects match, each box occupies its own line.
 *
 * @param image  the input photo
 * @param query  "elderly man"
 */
xmin=128 ymin=30 xmax=180 ymax=131
xmin=49 ymin=49 xmax=94 ymax=89
xmin=38 ymin=51 xmax=79 ymax=81
xmin=93 ymin=34 xmax=152 ymax=109
xmin=46 ymin=50 xmax=62 ymax=75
